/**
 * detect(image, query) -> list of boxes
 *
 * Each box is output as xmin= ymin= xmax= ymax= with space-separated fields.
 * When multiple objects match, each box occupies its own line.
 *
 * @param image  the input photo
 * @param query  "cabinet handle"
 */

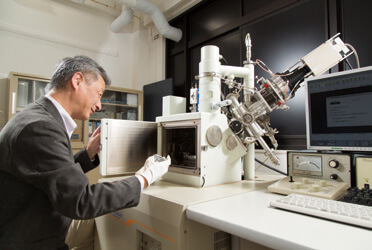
xmin=12 ymin=92 xmax=16 ymax=114
xmin=138 ymin=105 xmax=142 ymax=121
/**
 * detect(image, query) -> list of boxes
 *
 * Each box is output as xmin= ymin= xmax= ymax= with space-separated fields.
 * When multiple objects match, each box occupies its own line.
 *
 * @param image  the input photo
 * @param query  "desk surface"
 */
xmin=186 ymin=186 xmax=372 ymax=250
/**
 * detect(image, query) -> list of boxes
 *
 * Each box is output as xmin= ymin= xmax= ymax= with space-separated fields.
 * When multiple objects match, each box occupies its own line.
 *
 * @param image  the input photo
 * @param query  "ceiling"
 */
xmin=65 ymin=0 xmax=201 ymax=25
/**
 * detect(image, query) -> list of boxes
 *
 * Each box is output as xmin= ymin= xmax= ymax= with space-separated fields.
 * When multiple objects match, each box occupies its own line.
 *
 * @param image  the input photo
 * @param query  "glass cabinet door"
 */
xmin=90 ymin=89 xmax=139 ymax=120
xmin=89 ymin=86 xmax=143 ymax=137
xmin=16 ymin=79 xmax=49 ymax=108
xmin=8 ymin=72 xmax=50 ymax=119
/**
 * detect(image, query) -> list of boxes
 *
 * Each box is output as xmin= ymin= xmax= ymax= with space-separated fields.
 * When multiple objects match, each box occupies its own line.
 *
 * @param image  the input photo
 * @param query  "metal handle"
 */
xmin=12 ymin=92 xmax=16 ymax=114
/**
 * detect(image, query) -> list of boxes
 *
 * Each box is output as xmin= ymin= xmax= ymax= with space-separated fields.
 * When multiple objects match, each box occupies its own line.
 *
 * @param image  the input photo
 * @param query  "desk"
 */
xmin=94 ymin=174 xmax=281 ymax=250
xmin=95 ymin=174 xmax=371 ymax=249
xmin=186 ymin=187 xmax=372 ymax=250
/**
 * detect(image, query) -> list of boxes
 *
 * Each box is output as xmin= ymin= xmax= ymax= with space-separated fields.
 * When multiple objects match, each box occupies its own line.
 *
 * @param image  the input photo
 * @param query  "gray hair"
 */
xmin=50 ymin=55 xmax=111 ymax=89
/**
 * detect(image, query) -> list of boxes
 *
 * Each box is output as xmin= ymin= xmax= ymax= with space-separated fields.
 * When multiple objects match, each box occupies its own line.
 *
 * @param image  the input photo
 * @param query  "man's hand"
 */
xmin=136 ymin=155 xmax=171 ymax=187
xmin=86 ymin=125 xmax=101 ymax=159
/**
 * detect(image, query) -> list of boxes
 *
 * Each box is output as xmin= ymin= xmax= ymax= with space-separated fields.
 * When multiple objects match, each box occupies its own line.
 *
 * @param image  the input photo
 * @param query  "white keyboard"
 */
xmin=270 ymin=194 xmax=372 ymax=229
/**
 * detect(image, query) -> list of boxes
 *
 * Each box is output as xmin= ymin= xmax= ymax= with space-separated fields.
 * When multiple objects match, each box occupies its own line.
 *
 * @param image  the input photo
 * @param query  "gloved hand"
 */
xmin=136 ymin=155 xmax=171 ymax=186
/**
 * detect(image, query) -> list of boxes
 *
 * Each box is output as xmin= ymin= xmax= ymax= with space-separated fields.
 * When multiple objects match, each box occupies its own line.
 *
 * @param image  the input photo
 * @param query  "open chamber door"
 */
xmin=100 ymin=119 xmax=157 ymax=176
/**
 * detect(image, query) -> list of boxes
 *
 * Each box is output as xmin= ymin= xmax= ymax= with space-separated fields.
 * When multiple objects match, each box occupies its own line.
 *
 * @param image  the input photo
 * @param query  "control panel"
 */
xmin=267 ymin=176 xmax=349 ymax=200
xmin=287 ymin=151 xmax=351 ymax=186
xmin=267 ymin=151 xmax=351 ymax=200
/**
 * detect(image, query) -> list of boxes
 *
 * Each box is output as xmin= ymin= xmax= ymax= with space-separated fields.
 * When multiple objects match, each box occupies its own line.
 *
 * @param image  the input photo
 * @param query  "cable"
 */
xmin=255 ymin=156 xmax=269 ymax=171
xmin=345 ymin=59 xmax=354 ymax=70
xmin=285 ymin=79 xmax=302 ymax=101
xmin=255 ymin=158 xmax=287 ymax=176
xmin=345 ymin=43 xmax=360 ymax=68
xmin=255 ymin=59 xmax=294 ymax=77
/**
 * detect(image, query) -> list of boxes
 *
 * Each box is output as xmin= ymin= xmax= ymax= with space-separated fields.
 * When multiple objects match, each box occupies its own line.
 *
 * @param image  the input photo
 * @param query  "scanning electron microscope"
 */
xmin=96 ymin=34 xmax=355 ymax=250
xmin=158 ymin=33 xmax=352 ymax=186
xmin=100 ymin=33 xmax=353 ymax=187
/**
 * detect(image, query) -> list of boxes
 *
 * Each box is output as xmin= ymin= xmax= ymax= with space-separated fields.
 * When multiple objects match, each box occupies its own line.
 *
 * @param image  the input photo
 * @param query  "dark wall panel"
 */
xmin=242 ymin=0 xmax=278 ymax=16
xmin=341 ymin=0 xmax=372 ymax=68
xmin=189 ymin=0 xmax=240 ymax=41
xmin=143 ymin=79 xmax=174 ymax=122
xmin=167 ymin=17 xmax=186 ymax=53
xmin=168 ymin=52 xmax=186 ymax=97
xmin=242 ymin=0 xmax=326 ymax=137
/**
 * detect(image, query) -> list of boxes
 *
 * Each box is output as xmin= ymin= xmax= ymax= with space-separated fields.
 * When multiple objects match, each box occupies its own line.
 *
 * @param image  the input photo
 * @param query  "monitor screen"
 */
xmin=305 ymin=66 xmax=372 ymax=152
xmin=143 ymin=78 xmax=174 ymax=122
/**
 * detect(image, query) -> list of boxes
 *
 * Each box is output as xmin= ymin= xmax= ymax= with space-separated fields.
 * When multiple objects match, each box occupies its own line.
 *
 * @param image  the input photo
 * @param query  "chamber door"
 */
xmin=100 ymin=119 xmax=157 ymax=176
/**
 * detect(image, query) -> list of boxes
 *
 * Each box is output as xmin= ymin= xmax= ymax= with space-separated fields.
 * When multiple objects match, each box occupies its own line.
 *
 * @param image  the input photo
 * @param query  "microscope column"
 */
xmin=199 ymin=45 xmax=221 ymax=113
xmin=244 ymin=62 xmax=256 ymax=180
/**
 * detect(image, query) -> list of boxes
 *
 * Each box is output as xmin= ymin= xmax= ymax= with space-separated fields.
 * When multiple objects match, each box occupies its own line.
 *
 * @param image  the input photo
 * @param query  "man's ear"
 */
xmin=71 ymin=72 xmax=83 ymax=90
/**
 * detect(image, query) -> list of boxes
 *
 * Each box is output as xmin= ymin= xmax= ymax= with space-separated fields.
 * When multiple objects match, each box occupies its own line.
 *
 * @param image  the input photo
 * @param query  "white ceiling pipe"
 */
xmin=112 ymin=0 xmax=183 ymax=42
xmin=110 ymin=5 xmax=134 ymax=33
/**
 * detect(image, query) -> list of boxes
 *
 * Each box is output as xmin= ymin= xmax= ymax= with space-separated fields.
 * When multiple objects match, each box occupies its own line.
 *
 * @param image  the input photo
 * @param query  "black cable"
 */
xmin=345 ymin=58 xmax=353 ymax=70
xmin=254 ymin=158 xmax=287 ymax=176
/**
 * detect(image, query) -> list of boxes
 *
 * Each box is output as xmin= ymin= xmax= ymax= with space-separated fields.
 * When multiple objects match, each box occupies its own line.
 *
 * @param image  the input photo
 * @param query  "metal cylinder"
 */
xmin=198 ymin=46 xmax=221 ymax=113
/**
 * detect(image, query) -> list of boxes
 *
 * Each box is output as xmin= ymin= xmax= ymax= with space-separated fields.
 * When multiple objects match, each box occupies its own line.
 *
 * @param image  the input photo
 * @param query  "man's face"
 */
xmin=73 ymin=73 xmax=105 ymax=120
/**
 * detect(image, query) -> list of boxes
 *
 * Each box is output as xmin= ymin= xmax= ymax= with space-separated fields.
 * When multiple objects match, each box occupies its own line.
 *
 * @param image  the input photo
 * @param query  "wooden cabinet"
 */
xmin=88 ymin=86 xmax=143 ymax=136
xmin=7 ymin=72 xmax=50 ymax=120
xmin=7 ymin=72 xmax=88 ymax=150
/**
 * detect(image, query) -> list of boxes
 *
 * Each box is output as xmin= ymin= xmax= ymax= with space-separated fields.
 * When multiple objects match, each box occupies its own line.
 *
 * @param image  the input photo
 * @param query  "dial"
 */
xmin=329 ymin=160 xmax=339 ymax=168
xmin=291 ymin=154 xmax=322 ymax=176
xmin=330 ymin=174 xmax=339 ymax=180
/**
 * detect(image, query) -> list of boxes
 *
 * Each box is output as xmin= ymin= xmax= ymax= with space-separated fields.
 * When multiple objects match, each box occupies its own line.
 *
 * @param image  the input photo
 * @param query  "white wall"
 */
xmin=0 ymin=0 xmax=165 ymax=89
xmin=132 ymin=23 xmax=166 ymax=91
xmin=0 ymin=0 xmax=167 ymax=130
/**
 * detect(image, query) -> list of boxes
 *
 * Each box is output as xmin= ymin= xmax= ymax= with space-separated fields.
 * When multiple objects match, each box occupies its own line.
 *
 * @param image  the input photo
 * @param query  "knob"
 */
xmin=293 ymin=182 xmax=302 ymax=189
xmin=319 ymin=180 xmax=327 ymax=187
xmin=329 ymin=160 xmax=339 ymax=168
xmin=302 ymin=178 xmax=309 ymax=184
xmin=312 ymin=184 xmax=320 ymax=192
xmin=330 ymin=174 xmax=339 ymax=180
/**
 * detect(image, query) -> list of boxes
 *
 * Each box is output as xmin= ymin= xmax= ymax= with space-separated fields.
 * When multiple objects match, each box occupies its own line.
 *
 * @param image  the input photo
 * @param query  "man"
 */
xmin=0 ymin=56 xmax=170 ymax=250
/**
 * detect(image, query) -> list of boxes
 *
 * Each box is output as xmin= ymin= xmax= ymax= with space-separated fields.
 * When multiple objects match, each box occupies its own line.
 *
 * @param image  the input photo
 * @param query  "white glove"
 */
xmin=136 ymin=155 xmax=171 ymax=186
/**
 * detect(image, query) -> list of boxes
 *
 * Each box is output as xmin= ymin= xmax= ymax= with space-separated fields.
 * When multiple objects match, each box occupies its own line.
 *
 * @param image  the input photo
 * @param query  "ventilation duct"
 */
xmin=111 ymin=0 xmax=182 ymax=42
xmin=111 ymin=5 xmax=133 ymax=33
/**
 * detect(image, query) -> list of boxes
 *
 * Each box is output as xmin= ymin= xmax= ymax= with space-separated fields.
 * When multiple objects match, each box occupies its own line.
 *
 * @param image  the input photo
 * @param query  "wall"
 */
xmin=0 ymin=0 xmax=165 ymax=90
xmin=134 ymin=24 xmax=166 ymax=91
xmin=0 ymin=0 xmax=167 ymax=130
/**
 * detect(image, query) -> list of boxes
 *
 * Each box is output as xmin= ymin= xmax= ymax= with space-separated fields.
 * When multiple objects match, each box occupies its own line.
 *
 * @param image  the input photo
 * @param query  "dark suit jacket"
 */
xmin=0 ymin=97 xmax=141 ymax=250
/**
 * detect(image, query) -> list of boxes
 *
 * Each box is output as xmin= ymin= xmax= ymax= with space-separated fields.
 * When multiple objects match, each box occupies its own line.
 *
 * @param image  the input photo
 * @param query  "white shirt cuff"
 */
xmin=135 ymin=175 xmax=144 ymax=191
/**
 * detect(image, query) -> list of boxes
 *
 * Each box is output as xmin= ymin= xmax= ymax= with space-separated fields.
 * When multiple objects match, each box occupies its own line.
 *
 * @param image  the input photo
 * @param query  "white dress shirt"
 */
xmin=45 ymin=94 xmax=77 ymax=139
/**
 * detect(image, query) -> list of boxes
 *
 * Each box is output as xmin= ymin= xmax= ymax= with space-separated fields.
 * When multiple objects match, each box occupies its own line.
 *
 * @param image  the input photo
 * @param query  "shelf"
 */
xmin=102 ymin=102 xmax=138 ymax=108
xmin=89 ymin=118 xmax=103 ymax=121
xmin=88 ymin=86 xmax=143 ymax=137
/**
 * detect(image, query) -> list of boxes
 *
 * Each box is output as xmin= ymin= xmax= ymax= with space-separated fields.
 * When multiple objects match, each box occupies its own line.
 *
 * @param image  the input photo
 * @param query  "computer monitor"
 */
xmin=143 ymin=78 xmax=174 ymax=122
xmin=305 ymin=66 xmax=372 ymax=152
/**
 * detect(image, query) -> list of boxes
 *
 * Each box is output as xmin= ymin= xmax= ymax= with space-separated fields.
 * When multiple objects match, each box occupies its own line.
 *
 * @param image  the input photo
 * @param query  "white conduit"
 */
xmin=111 ymin=5 xmax=134 ymax=33
xmin=111 ymin=0 xmax=183 ymax=42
